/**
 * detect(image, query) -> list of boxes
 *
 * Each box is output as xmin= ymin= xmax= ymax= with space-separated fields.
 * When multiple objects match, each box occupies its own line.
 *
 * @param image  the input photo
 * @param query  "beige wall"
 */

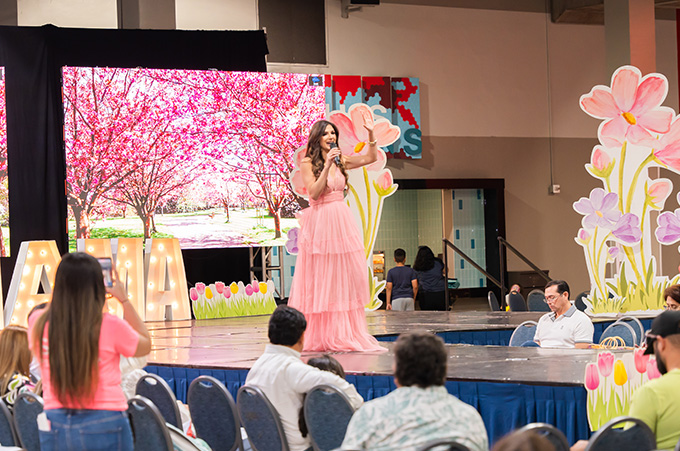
xmin=13 ymin=0 xmax=680 ymax=290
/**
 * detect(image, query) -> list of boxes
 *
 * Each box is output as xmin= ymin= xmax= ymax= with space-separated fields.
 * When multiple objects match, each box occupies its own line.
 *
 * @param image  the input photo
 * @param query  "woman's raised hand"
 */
xmin=106 ymin=268 xmax=129 ymax=303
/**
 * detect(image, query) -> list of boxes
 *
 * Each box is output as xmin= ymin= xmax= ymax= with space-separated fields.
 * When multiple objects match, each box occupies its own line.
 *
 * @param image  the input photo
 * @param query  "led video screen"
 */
xmin=63 ymin=67 xmax=325 ymax=250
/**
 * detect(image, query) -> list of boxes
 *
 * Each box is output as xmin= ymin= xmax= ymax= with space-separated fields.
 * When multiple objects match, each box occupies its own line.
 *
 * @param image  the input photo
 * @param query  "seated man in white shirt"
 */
xmin=340 ymin=332 xmax=488 ymax=451
xmin=534 ymin=280 xmax=594 ymax=348
xmin=245 ymin=305 xmax=363 ymax=451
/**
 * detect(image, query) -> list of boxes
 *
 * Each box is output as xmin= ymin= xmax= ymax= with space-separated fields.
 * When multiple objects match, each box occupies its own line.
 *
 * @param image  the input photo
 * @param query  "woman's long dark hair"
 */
xmin=413 ymin=246 xmax=438 ymax=272
xmin=32 ymin=252 xmax=107 ymax=407
xmin=305 ymin=120 xmax=348 ymax=182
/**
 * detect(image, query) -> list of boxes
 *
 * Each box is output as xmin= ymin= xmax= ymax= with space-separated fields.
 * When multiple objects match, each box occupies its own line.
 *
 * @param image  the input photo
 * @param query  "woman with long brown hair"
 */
xmin=287 ymin=115 xmax=384 ymax=352
xmin=0 ymin=325 xmax=34 ymax=409
xmin=29 ymin=252 xmax=150 ymax=450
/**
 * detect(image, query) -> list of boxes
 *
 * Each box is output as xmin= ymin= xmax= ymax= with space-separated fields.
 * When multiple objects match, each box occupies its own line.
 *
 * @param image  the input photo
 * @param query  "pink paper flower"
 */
xmin=329 ymin=103 xmax=399 ymax=171
xmin=195 ymin=283 xmax=206 ymax=295
xmin=585 ymin=363 xmax=600 ymax=391
xmin=252 ymin=281 xmax=260 ymax=293
xmin=215 ymin=282 xmax=225 ymax=294
xmin=374 ymin=170 xmax=396 ymax=197
xmin=580 ymin=66 xmax=673 ymax=147
xmin=573 ymin=188 xmax=620 ymax=229
xmin=597 ymin=352 xmax=615 ymax=377
xmin=647 ymin=358 xmax=662 ymax=380
xmin=588 ymin=146 xmax=615 ymax=178
xmin=634 ymin=348 xmax=650 ymax=374
xmin=245 ymin=285 xmax=253 ymax=296
xmin=189 ymin=287 xmax=198 ymax=301
xmin=653 ymin=118 xmax=680 ymax=172
xmin=575 ymin=228 xmax=592 ymax=246
xmin=646 ymin=178 xmax=672 ymax=210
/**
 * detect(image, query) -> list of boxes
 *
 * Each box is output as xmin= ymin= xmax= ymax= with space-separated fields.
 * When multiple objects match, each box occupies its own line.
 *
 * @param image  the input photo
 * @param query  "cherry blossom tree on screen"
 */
xmin=0 ymin=72 xmax=7 ymax=256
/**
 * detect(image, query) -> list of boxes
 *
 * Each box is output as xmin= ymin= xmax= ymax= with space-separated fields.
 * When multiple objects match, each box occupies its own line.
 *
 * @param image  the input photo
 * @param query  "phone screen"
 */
xmin=97 ymin=257 xmax=113 ymax=288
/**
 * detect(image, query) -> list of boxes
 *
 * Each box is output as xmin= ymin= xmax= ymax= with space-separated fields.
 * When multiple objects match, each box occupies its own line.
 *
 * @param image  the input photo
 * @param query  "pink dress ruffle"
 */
xmin=288 ymin=168 xmax=385 ymax=352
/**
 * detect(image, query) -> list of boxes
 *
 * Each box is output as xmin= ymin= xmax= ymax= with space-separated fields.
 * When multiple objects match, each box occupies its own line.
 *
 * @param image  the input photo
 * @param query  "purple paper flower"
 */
xmin=285 ymin=227 xmax=299 ymax=254
xmin=573 ymin=188 xmax=620 ymax=229
xmin=607 ymin=246 xmax=620 ymax=261
xmin=612 ymin=213 xmax=642 ymax=245
xmin=656 ymin=208 xmax=680 ymax=245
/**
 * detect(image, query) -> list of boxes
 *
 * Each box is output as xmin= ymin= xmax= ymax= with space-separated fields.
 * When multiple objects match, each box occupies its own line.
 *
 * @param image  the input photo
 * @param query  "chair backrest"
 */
xmin=527 ymin=290 xmax=550 ymax=312
xmin=488 ymin=291 xmax=500 ymax=311
xmin=304 ymin=384 xmax=355 ymax=451
xmin=416 ymin=439 xmax=471 ymax=451
xmin=599 ymin=322 xmax=637 ymax=347
xmin=574 ymin=291 xmax=589 ymax=311
xmin=517 ymin=422 xmax=570 ymax=451
xmin=127 ymin=395 xmax=174 ymax=451
xmin=237 ymin=385 xmax=289 ymax=451
xmin=585 ymin=416 xmax=656 ymax=451
xmin=135 ymin=373 xmax=182 ymax=428
xmin=13 ymin=391 xmax=43 ymax=451
xmin=509 ymin=321 xmax=538 ymax=347
xmin=520 ymin=340 xmax=541 ymax=347
xmin=188 ymin=375 xmax=242 ymax=451
xmin=508 ymin=292 xmax=528 ymax=312
xmin=615 ymin=316 xmax=645 ymax=346
xmin=0 ymin=398 xmax=18 ymax=446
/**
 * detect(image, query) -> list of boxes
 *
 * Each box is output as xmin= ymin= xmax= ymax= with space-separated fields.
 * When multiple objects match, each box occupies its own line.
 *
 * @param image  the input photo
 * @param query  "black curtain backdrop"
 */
xmin=0 ymin=25 xmax=267 ymax=295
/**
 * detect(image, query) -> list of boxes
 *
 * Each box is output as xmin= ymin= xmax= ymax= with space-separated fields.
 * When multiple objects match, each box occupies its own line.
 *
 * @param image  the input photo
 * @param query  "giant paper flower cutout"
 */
xmin=573 ymin=188 xmax=620 ymax=229
xmin=655 ymin=208 xmax=680 ymax=245
xmin=653 ymin=118 xmax=680 ymax=173
xmin=329 ymin=103 xmax=400 ymax=171
xmin=580 ymin=66 xmax=673 ymax=147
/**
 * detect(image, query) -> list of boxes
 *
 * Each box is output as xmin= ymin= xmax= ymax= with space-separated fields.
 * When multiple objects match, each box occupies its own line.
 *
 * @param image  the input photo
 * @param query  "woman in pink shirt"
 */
xmin=30 ymin=252 xmax=151 ymax=451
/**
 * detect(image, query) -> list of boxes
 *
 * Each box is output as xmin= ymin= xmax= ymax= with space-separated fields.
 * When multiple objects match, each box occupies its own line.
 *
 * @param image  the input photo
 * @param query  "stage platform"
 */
xmin=145 ymin=310 xmax=656 ymax=445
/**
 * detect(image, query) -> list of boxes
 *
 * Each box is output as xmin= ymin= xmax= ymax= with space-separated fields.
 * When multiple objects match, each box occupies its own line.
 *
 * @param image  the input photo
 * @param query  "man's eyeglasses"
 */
xmin=545 ymin=293 xmax=563 ymax=303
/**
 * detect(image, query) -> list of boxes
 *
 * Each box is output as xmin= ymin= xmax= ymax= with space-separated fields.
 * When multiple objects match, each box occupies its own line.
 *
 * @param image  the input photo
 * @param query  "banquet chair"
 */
xmin=127 ymin=395 xmax=174 ymax=451
xmin=135 ymin=373 xmax=183 ymax=428
xmin=304 ymin=384 xmax=355 ymax=451
xmin=599 ymin=322 xmax=637 ymax=348
xmin=527 ymin=289 xmax=550 ymax=312
xmin=509 ymin=321 xmax=538 ymax=347
xmin=574 ymin=291 xmax=589 ymax=312
xmin=488 ymin=291 xmax=500 ymax=311
xmin=517 ymin=422 xmax=570 ymax=451
xmin=416 ymin=439 xmax=471 ymax=451
xmin=237 ymin=385 xmax=290 ymax=451
xmin=584 ymin=416 xmax=655 ymax=451
xmin=508 ymin=292 xmax=528 ymax=311
xmin=614 ymin=316 xmax=645 ymax=346
xmin=0 ymin=398 xmax=18 ymax=446
xmin=13 ymin=391 xmax=43 ymax=451
xmin=188 ymin=375 xmax=243 ymax=451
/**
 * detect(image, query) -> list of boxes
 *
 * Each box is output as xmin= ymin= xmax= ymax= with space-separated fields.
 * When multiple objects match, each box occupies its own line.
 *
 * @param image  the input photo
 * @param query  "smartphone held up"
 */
xmin=97 ymin=257 xmax=114 ymax=288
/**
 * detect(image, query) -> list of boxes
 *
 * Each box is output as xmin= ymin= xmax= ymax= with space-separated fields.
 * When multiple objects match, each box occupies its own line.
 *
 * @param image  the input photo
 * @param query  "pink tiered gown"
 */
xmin=288 ymin=167 xmax=385 ymax=352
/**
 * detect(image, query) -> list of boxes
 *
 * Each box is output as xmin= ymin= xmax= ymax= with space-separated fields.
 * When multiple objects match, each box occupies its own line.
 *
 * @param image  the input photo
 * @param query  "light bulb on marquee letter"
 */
xmin=6 ymin=241 xmax=61 ymax=327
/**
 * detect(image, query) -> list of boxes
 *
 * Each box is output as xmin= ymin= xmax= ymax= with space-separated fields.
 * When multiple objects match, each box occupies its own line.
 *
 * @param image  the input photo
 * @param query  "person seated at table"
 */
xmin=340 ymin=332 xmax=488 ymax=451
xmin=298 ymin=354 xmax=346 ymax=438
xmin=0 ymin=325 xmax=35 ymax=409
xmin=245 ymin=306 xmax=363 ymax=451
xmin=663 ymin=284 xmax=680 ymax=311
xmin=534 ymin=280 xmax=593 ymax=349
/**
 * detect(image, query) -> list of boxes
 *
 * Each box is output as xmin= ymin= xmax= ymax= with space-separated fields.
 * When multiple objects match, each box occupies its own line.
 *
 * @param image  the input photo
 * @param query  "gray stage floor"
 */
xmin=146 ymin=311 xmax=639 ymax=386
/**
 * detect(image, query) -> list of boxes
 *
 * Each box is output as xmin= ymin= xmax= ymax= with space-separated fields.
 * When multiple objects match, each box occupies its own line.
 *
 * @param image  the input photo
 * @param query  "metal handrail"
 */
xmin=497 ymin=236 xmax=550 ymax=305
xmin=443 ymin=238 xmax=503 ymax=311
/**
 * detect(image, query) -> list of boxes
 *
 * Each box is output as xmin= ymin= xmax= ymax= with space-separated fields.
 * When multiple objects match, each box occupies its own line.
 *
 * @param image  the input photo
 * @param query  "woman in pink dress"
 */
xmin=288 ymin=117 xmax=385 ymax=352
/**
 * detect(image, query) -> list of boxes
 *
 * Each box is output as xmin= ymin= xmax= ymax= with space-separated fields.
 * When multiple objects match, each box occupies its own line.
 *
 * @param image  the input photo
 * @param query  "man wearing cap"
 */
xmin=534 ymin=280 xmax=594 ymax=348
xmin=629 ymin=310 xmax=680 ymax=449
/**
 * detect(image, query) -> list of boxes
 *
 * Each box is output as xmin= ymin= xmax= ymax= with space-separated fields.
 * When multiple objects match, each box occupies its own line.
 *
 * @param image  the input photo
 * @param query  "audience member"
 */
xmin=663 ymin=284 xmax=680 ymax=311
xmin=412 ymin=246 xmax=447 ymax=311
xmin=340 ymin=332 xmax=488 ymax=451
xmin=492 ymin=430 xmax=555 ymax=451
xmin=386 ymin=248 xmax=418 ymax=311
xmin=245 ymin=305 xmax=363 ymax=451
xmin=29 ymin=252 xmax=151 ymax=451
xmin=534 ymin=280 xmax=593 ymax=348
xmin=26 ymin=302 xmax=48 ymax=381
xmin=299 ymin=354 xmax=346 ymax=438
xmin=629 ymin=310 xmax=680 ymax=449
xmin=0 ymin=325 xmax=34 ymax=409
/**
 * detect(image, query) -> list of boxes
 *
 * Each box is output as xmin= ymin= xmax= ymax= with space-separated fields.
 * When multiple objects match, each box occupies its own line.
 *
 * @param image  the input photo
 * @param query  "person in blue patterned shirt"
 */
xmin=340 ymin=332 xmax=488 ymax=451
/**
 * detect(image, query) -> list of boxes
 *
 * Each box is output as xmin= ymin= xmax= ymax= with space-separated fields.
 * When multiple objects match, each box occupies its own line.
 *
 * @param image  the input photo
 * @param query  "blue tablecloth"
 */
xmin=376 ymin=318 xmax=653 ymax=346
xmin=146 ymin=365 xmax=589 ymax=446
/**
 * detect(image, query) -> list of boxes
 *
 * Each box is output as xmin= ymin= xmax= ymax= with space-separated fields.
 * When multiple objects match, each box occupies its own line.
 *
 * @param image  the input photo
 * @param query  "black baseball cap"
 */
xmin=643 ymin=310 xmax=680 ymax=355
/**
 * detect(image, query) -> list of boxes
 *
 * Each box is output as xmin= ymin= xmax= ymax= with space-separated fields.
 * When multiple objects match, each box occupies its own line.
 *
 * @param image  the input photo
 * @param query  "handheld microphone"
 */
xmin=330 ymin=142 xmax=341 ymax=166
